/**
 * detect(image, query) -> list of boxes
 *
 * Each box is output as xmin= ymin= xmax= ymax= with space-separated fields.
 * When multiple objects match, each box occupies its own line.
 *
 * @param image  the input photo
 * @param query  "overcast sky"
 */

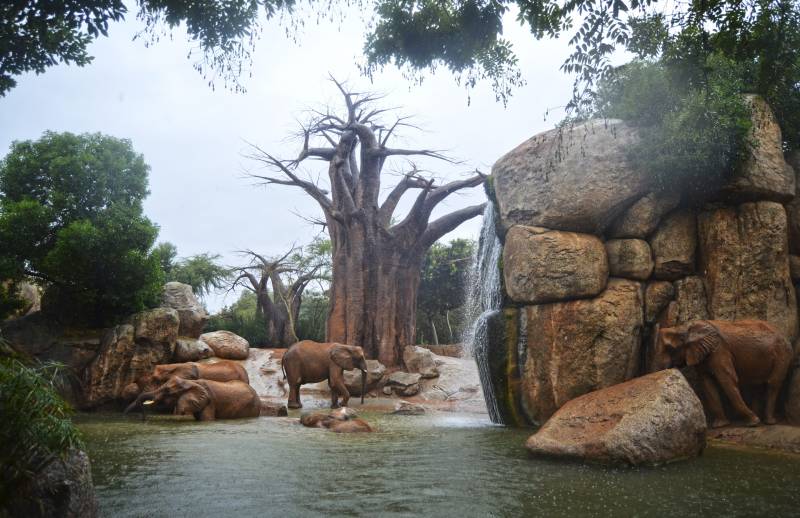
xmin=0 ymin=6 xmax=576 ymax=311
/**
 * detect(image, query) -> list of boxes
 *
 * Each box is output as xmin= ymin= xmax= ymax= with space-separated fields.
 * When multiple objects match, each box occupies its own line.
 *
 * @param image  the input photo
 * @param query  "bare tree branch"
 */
xmin=419 ymin=203 xmax=487 ymax=248
xmin=422 ymin=170 xmax=486 ymax=213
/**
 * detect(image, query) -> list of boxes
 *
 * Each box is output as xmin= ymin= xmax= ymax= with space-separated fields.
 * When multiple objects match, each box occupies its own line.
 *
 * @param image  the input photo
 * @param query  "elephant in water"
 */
xmin=300 ymin=408 xmax=374 ymax=433
xmin=653 ymin=319 xmax=793 ymax=428
xmin=281 ymin=341 xmax=368 ymax=409
xmin=122 ymin=360 xmax=249 ymax=403
xmin=125 ymin=377 xmax=260 ymax=421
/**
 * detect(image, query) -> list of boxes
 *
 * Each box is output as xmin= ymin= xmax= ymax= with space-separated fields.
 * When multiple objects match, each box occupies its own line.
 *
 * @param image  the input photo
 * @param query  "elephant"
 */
xmin=300 ymin=408 xmax=374 ymax=433
xmin=125 ymin=376 xmax=260 ymax=420
xmin=653 ymin=319 xmax=793 ymax=428
xmin=281 ymin=340 xmax=368 ymax=409
xmin=122 ymin=360 xmax=249 ymax=403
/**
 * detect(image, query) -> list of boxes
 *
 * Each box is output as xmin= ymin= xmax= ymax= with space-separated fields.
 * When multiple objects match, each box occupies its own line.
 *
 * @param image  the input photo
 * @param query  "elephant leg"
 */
xmin=197 ymin=404 xmax=216 ymax=421
xmin=330 ymin=388 xmax=339 ymax=409
xmin=288 ymin=382 xmax=302 ymax=409
xmin=712 ymin=368 xmax=759 ymax=426
xmin=700 ymin=374 xmax=729 ymax=428
xmin=765 ymin=357 xmax=791 ymax=425
xmin=332 ymin=379 xmax=350 ymax=408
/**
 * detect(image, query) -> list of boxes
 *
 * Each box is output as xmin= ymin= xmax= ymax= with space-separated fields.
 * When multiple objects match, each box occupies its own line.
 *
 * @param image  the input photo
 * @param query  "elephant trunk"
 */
xmin=125 ymin=390 xmax=155 ymax=416
xmin=360 ymin=369 xmax=367 ymax=405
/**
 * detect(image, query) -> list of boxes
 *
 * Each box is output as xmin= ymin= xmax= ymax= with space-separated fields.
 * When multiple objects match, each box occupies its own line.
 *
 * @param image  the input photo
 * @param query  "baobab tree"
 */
xmin=247 ymin=79 xmax=486 ymax=366
xmin=230 ymin=248 xmax=326 ymax=347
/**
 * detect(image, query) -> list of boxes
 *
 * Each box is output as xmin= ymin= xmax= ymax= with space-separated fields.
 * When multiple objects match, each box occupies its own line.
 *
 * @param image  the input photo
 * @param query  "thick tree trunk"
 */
xmin=327 ymin=226 xmax=422 ymax=366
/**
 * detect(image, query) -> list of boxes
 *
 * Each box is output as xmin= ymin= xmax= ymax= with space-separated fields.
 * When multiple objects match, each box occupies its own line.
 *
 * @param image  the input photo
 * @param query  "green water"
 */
xmin=77 ymin=412 xmax=800 ymax=518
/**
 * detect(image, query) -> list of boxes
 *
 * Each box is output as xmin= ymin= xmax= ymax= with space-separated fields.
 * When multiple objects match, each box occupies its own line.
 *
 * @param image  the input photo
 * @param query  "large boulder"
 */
xmin=659 ymin=276 xmax=710 ymax=327
xmin=199 ymin=330 xmax=249 ymax=360
xmin=698 ymin=201 xmax=798 ymax=339
xmin=785 ymin=151 xmax=800 ymax=254
xmin=605 ymin=239 xmax=653 ymax=280
xmin=519 ymin=279 xmax=644 ymax=425
xmin=609 ymin=191 xmax=681 ymax=239
xmin=644 ymin=281 xmax=674 ymax=324
xmin=650 ymin=210 xmax=697 ymax=280
xmin=403 ymin=345 xmax=439 ymax=379
xmin=5 ymin=449 xmax=98 ymax=518
xmin=83 ymin=315 xmax=177 ymax=407
xmin=383 ymin=371 xmax=422 ymax=397
xmin=503 ymin=225 xmax=608 ymax=303
xmin=173 ymin=337 xmax=213 ymax=362
xmin=161 ymin=282 xmax=208 ymax=338
xmin=492 ymin=120 xmax=649 ymax=234
xmin=721 ymin=95 xmax=795 ymax=202
xmin=343 ymin=359 xmax=386 ymax=395
xmin=525 ymin=369 xmax=706 ymax=466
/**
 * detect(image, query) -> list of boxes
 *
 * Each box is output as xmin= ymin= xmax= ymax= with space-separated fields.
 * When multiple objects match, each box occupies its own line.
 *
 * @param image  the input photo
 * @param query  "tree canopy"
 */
xmin=0 ymin=132 xmax=163 ymax=326
xmin=157 ymin=245 xmax=231 ymax=299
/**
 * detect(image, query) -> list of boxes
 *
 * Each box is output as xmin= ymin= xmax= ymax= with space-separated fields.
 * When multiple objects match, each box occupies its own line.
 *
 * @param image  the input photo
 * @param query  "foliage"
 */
xmin=158 ymin=245 xmax=231 ymax=299
xmin=0 ymin=132 xmax=163 ymax=326
xmin=0 ymin=340 xmax=83 ymax=507
xmin=415 ymin=238 xmax=475 ymax=344
xmin=596 ymin=54 xmax=753 ymax=191
xmin=207 ymin=291 xmax=270 ymax=346
xmin=295 ymin=290 xmax=329 ymax=342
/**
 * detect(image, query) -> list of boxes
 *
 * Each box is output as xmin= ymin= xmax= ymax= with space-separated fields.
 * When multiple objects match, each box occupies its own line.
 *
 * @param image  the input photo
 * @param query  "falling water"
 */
xmin=462 ymin=202 xmax=505 ymax=424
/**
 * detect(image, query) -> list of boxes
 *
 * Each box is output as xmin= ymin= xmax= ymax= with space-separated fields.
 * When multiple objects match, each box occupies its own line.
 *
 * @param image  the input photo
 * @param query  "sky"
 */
xmin=0 ymin=5 xmax=576 ymax=311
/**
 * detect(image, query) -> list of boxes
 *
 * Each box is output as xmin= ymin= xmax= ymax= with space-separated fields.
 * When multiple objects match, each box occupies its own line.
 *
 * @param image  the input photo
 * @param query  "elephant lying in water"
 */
xmin=300 ymin=407 xmax=374 ymax=433
xmin=282 ymin=341 xmax=368 ymax=409
xmin=653 ymin=319 xmax=793 ymax=427
xmin=125 ymin=377 xmax=260 ymax=421
xmin=122 ymin=360 xmax=249 ymax=404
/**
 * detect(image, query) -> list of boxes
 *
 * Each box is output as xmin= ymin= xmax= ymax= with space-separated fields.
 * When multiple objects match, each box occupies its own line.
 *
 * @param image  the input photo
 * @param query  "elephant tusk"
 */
xmin=143 ymin=400 xmax=155 ymax=406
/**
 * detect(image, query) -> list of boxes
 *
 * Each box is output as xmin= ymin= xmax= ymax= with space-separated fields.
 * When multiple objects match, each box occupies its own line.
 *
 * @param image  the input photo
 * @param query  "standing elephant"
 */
xmin=125 ymin=377 xmax=260 ymax=420
xmin=122 ymin=360 xmax=249 ymax=402
xmin=282 ymin=341 xmax=368 ymax=409
xmin=653 ymin=319 xmax=793 ymax=428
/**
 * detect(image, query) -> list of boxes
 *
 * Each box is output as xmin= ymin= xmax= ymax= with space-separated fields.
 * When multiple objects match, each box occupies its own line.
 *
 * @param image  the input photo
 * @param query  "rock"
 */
xmin=503 ymin=225 xmax=608 ymax=303
xmin=161 ymin=282 xmax=208 ymax=338
xmin=605 ymin=239 xmax=653 ymax=280
xmin=173 ymin=337 xmax=213 ymax=362
xmin=519 ymin=279 xmax=644 ymax=425
xmin=385 ymin=371 xmax=422 ymax=397
xmin=11 ymin=280 xmax=41 ymax=317
xmin=609 ymin=191 xmax=682 ymax=238
xmin=343 ymin=359 xmax=386 ymax=395
xmin=790 ymin=255 xmax=800 ymax=282
xmin=785 ymin=151 xmax=800 ymax=254
xmin=644 ymin=281 xmax=674 ymax=323
xmin=259 ymin=398 xmax=288 ymax=416
xmin=403 ymin=345 xmax=439 ymax=379
xmin=665 ymin=276 xmax=710 ymax=326
xmin=6 ymin=448 xmax=98 ymax=518
xmin=721 ymin=95 xmax=795 ymax=202
xmin=525 ymin=369 xmax=706 ymax=466
xmin=130 ymin=307 xmax=180 ymax=345
xmin=698 ymin=201 xmax=798 ymax=339
xmin=650 ymin=210 xmax=697 ymax=280
xmin=493 ymin=120 xmax=649 ymax=234
xmin=83 ymin=322 xmax=174 ymax=408
xmin=393 ymin=400 xmax=426 ymax=415
xmin=199 ymin=330 xmax=249 ymax=360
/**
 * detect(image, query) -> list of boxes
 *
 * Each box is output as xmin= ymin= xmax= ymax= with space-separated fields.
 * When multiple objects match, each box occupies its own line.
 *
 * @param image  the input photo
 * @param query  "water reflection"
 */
xmin=77 ymin=413 xmax=800 ymax=517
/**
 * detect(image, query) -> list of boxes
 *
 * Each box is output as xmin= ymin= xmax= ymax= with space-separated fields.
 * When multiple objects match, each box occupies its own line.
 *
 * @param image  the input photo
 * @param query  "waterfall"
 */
xmin=463 ymin=202 xmax=505 ymax=424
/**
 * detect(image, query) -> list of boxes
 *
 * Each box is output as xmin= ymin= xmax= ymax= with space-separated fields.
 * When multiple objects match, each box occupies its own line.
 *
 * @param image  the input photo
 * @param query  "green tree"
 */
xmin=0 ymin=131 xmax=163 ymax=326
xmin=416 ymin=238 xmax=475 ymax=345
xmin=0 ymin=340 xmax=83 ymax=509
xmin=207 ymin=290 xmax=270 ymax=346
xmin=166 ymin=250 xmax=231 ymax=299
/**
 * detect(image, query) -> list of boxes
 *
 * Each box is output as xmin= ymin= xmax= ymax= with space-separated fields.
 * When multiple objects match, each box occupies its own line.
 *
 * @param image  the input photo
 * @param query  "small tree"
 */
xmin=157 ymin=244 xmax=231 ymax=299
xmin=247 ymin=79 xmax=486 ymax=365
xmin=0 ymin=131 xmax=163 ymax=326
xmin=416 ymin=238 xmax=475 ymax=345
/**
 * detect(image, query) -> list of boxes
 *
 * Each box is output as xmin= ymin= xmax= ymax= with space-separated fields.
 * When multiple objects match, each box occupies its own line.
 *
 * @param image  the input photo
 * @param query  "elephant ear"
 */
xmin=685 ymin=321 xmax=720 ymax=366
xmin=330 ymin=344 xmax=355 ymax=370
xmin=177 ymin=382 xmax=210 ymax=415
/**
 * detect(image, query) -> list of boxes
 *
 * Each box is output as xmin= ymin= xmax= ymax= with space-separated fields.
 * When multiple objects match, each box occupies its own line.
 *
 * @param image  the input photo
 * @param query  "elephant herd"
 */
xmin=123 ymin=340 xmax=371 ymax=425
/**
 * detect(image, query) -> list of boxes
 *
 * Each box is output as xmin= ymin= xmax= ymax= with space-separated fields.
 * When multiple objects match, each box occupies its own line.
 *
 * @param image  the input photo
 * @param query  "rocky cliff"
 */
xmin=487 ymin=96 xmax=800 ymax=426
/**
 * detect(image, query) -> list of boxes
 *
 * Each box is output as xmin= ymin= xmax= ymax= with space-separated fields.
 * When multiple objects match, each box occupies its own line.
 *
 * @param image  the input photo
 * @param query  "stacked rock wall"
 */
xmin=488 ymin=97 xmax=800 ymax=426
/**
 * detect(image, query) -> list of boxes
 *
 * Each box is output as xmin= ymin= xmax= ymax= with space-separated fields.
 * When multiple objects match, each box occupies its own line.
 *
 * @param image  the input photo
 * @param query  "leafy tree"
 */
xmin=207 ymin=290 xmax=270 ymax=346
xmin=295 ymin=290 xmax=330 ymax=342
xmin=415 ymin=238 xmax=475 ymax=345
xmin=0 ymin=339 xmax=83 ymax=510
xmin=0 ymin=131 xmax=163 ymax=326
xmin=160 ymin=247 xmax=231 ymax=299
xmin=152 ymin=242 xmax=178 ymax=277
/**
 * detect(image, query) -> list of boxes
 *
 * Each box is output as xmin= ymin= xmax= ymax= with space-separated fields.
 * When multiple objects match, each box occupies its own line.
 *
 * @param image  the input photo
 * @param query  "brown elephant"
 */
xmin=300 ymin=408 xmax=373 ymax=433
xmin=122 ymin=360 xmax=249 ymax=402
xmin=654 ymin=319 xmax=793 ymax=428
xmin=125 ymin=377 xmax=260 ymax=420
xmin=282 ymin=340 xmax=367 ymax=409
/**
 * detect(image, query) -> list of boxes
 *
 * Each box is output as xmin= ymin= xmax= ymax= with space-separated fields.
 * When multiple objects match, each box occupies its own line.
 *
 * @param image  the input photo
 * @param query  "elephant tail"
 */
xmin=281 ymin=360 xmax=287 ymax=381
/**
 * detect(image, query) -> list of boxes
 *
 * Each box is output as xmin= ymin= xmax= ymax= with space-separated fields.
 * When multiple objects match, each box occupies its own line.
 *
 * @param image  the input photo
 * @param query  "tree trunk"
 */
xmin=430 ymin=316 xmax=439 ymax=345
xmin=327 ymin=227 xmax=422 ymax=366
